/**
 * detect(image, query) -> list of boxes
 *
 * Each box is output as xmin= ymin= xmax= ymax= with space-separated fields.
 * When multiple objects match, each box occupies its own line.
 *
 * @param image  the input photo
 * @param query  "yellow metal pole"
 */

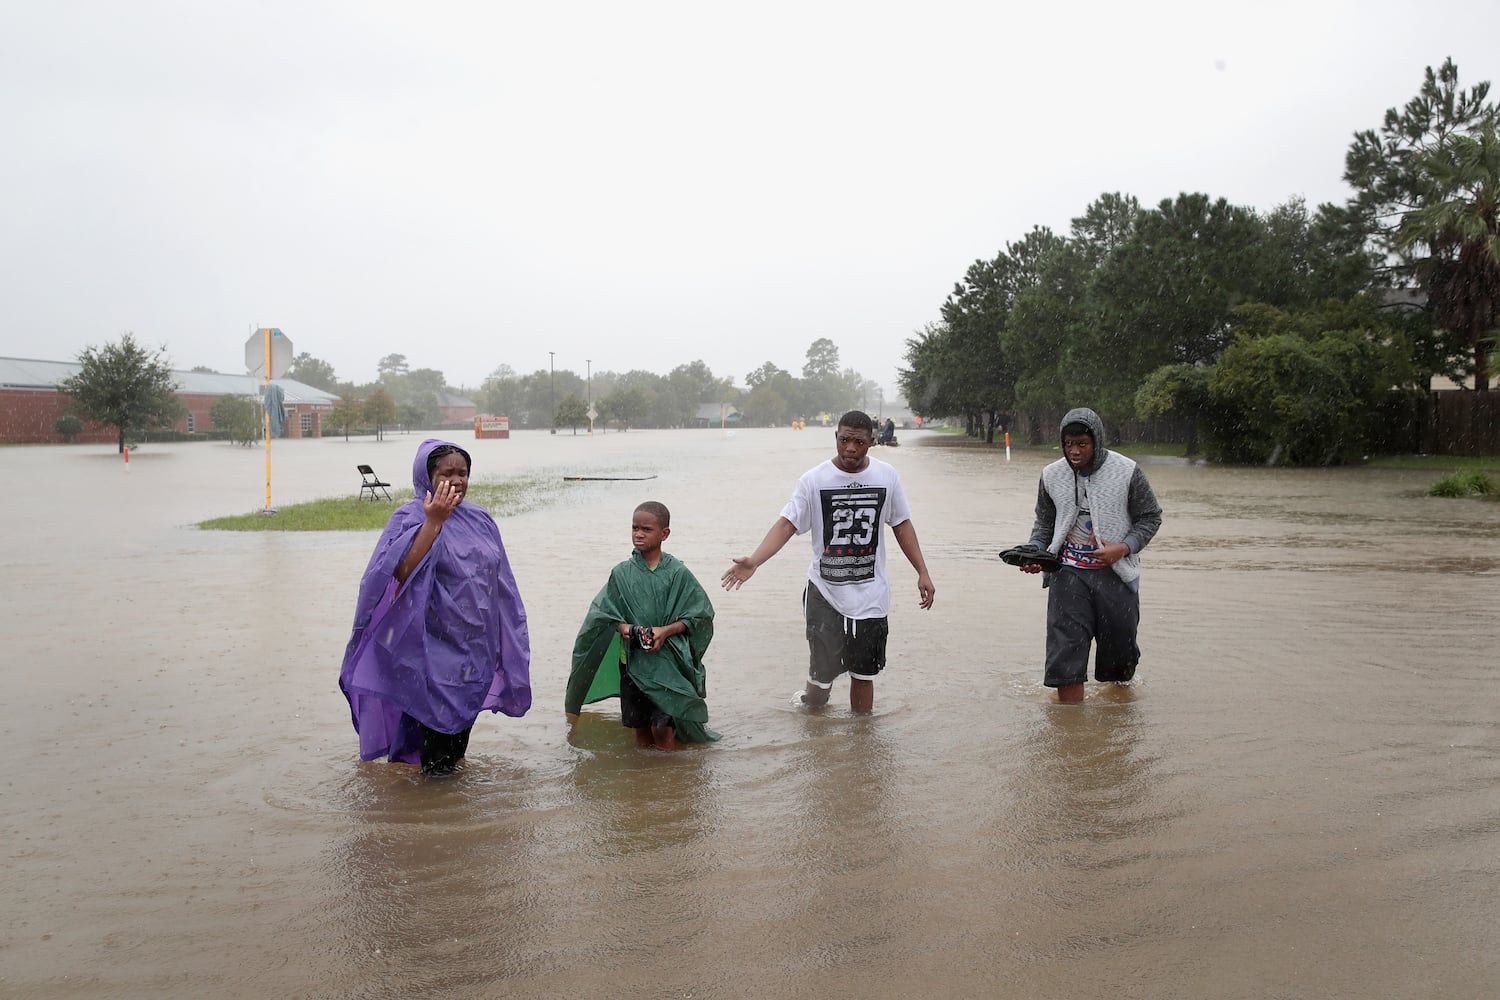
xmin=263 ymin=329 xmax=273 ymax=513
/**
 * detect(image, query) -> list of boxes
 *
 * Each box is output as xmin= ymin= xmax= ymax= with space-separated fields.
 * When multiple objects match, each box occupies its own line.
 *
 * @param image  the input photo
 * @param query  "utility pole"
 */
xmin=549 ymin=351 xmax=556 ymax=435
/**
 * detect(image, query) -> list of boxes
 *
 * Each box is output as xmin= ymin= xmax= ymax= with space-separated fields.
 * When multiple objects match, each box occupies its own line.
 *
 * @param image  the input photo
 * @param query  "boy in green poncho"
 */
xmin=566 ymin=501 xmax=717 ymax=749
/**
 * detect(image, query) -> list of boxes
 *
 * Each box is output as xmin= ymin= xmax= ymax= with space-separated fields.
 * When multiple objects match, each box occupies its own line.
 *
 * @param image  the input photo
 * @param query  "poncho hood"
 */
xmin=411 ymin=437 xmax=471 ymax=495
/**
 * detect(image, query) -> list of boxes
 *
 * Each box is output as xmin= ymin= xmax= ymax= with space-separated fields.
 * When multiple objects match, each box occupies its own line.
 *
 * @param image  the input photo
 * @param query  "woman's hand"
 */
xmin=423 ymin=479 xmax=462 ymax=525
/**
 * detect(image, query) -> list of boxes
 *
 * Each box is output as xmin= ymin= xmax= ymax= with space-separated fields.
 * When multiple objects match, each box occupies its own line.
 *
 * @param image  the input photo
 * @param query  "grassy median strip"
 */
xmin=198 ymin=478 xmax=571 ymax=531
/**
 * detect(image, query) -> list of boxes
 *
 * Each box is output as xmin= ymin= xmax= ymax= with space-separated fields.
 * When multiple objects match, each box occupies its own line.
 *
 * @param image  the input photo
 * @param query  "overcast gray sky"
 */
xmin=2 ymin=1 xmax=1496 ymax=393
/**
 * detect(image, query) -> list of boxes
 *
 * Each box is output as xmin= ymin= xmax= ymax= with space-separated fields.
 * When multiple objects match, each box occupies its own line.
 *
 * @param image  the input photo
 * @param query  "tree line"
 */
xmin=58 ymin=332 xmax=895 ymax=449
xmin=291 ymin=337 xmax=888 ymax=434
xmin=898 ymin=58 xmax=1500 ymax=465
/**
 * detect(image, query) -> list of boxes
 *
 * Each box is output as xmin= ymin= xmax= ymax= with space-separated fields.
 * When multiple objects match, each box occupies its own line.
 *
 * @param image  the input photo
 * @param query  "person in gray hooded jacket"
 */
xmin=1017 ymin=407 xmax=1162 ymax=703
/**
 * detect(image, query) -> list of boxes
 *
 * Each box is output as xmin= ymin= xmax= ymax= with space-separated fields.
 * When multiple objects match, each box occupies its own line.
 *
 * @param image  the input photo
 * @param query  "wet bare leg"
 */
xmin=634 ymin=726 xmax=655 ymax=748
xmin=649 ymin=724 xmax=678 ymax=751
xmin=1056 ymin=682 xmax=1085 ymax=704
xmin=802 ymin=681 xmax=831 ymax=708
xmin=850 ymin=678 xmax=874 ymax=714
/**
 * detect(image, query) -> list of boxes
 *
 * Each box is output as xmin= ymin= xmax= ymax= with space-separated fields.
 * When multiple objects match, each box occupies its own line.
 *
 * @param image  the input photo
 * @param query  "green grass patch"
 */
xmin=1427 ymin=471 xmax=1498 ymax=498
xmin=198 ymin=478 xmax=570 ymax=531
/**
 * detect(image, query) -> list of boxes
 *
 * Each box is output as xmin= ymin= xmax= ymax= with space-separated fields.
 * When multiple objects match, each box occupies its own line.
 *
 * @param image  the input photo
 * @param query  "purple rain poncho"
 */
xmin=338 ymin=439 xmax=531 ymax=764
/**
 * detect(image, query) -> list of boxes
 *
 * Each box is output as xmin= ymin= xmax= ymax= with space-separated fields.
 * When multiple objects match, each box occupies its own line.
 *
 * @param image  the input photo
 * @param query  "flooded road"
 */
xmin=2 ymin=429 xmax=1497 ymax=998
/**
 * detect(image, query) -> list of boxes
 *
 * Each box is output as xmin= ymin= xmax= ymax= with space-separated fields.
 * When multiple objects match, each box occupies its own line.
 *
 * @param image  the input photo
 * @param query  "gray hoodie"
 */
xmin=1028 ymin=407 xmax=1163 ymax=586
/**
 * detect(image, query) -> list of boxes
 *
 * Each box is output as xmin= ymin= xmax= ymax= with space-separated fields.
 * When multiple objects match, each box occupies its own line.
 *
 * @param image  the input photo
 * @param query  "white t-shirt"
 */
xmin=779 ymin=456 xmax=913 ymax=619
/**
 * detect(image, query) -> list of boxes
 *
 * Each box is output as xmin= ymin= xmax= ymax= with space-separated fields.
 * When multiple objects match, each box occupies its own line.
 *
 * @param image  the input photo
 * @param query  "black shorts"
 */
xmin=804 ymin=583 xmax=889 ymax=687
xmin=1043 ymin=567 xmax=1140 ymax=687
xmin=619 ymin=661 xmax=673 ymax=729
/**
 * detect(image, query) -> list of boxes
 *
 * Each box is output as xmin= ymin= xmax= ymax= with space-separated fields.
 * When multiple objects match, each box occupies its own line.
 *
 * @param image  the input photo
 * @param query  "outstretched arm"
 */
xmin=891 ymin=519 xmax=935 ymax=609
xmin=721 ymin=517 xmax=797 ymax=591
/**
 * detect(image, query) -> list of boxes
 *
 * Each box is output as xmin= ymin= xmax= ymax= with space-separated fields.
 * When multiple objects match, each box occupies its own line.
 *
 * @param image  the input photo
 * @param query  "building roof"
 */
xmin=0 ymin=356 xmax=341 ymax=404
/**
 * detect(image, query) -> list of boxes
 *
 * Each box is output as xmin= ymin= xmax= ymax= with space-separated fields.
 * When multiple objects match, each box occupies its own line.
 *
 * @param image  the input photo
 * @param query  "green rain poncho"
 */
xmin=566 ymin=551 xmax=718 ymax=743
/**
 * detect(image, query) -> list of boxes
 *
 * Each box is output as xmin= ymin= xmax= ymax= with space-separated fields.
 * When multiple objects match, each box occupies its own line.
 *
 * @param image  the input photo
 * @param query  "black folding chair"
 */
xmin=357 ymin=464 xmax=393 ymax=501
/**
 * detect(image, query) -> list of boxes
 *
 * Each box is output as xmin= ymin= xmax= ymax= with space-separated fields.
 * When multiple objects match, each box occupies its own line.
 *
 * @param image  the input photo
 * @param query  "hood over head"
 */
xmin=411 ymin=438 xmax=471 ymax=494
xmin=1059 ymin=407 xmax=1108 ymax=476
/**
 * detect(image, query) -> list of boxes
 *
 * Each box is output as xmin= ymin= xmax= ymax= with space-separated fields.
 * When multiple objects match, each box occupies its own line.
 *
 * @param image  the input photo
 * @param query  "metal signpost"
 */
xmin=244 ymin=327 xmax=292 ymax=513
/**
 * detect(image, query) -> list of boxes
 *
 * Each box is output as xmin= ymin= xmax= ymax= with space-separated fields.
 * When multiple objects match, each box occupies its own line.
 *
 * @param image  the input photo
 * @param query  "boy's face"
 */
xmin=631 ymin=510 xmax=669 ymax=554
xmin=1062 ymin=433 xmax=1095 ymax=470
xmin=833 ymin=424 xmax=873 ymax=472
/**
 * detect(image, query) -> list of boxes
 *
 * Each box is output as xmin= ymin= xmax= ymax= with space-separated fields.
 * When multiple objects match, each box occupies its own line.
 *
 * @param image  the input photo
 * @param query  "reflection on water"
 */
xmin=2 ymin=432 xmax=1498 ymax=998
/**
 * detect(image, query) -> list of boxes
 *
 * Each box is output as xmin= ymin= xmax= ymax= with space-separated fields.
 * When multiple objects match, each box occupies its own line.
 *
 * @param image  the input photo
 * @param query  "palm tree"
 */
xmin=1397 ymin=125 xmax=1500 ymax=390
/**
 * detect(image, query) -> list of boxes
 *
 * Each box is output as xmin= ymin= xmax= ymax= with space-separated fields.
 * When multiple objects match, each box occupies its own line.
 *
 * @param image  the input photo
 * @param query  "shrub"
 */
xmin=1428 ymin=472 xmax=1497 ymax=497
xmin=54 ymin=414 xmax=85 ymax=441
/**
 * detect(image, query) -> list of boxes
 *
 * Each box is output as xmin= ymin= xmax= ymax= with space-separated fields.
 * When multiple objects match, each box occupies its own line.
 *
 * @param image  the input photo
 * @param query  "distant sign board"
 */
xmin=475 ymin=415 xmax=511 ymax=439
xmin=245 ymin=328 xmax=292 ymax=379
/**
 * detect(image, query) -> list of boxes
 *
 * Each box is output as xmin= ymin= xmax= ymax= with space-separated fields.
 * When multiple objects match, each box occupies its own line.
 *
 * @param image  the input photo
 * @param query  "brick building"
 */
xmin=0 ymin=356 xmax=341 ymax=444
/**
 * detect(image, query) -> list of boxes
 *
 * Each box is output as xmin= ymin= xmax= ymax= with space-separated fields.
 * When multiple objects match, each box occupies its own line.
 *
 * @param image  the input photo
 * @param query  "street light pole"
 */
xmin=586 ymin=358 xmax=592 ymax=435
xmin=549 ymin=351 xmax=556 ymax=435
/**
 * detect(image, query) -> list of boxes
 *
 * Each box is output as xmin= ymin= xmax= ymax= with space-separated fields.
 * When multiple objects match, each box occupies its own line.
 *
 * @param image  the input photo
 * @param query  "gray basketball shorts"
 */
xmin=803 ymin=583 xmax=889 ymax=687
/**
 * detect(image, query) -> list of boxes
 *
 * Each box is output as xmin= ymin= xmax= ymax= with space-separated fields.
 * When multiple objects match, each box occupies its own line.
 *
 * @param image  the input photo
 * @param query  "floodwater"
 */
xmin=2 ymin=428 xmax=1497 ymax=999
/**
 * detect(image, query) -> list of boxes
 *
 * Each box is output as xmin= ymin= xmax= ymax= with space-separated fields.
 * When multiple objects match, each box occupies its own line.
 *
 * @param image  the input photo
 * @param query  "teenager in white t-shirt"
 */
xmin=721 ymin=411 xmax=935 ymax=713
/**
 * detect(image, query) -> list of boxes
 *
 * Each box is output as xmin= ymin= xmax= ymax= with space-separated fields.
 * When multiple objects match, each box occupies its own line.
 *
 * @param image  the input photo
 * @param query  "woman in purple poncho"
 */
xmin=339 ymin=439 xmax=531 ymax=774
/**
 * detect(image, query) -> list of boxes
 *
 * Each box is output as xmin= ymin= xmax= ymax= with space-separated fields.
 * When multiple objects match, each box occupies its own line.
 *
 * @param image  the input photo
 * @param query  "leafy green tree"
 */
xmin=611 ymin=370 xmax=665 ymax=428
xmin=898 ymin=322 xmax=961 ymax=424
xmin=326 ymin=397 xmax=364 ymax=441
xmin=742 ymin=382 xmax=793 ymax=425
xmin=287 ymin=353 xmax=339 ymax=391
xmin=663 ymin=361 xmax=734 ymax=427
xmin=932 ymin=226 xmax=1059 ymax=441
xmin=375 ymin=363 xmax=446 ymax=426
xmin=398 ymin=402 xmax=426 ymax=432
xmin=365 ymin=386 xmax=397 ymax=441
xmin=1008 ymin=197 xmax=1135 ymax=438
xmin=1134 ymin=363 xmax=1213 ymax=456
xmin=1343 ymin=57 xmax=1498 ymax=387
xmin=556 ymin=393 xmax=588 ymax=435
xmin=802 ymin=338 xmax=840 ymax=380
xmin=377 ymin=354 xmax=410 ymax=379
xmin=1078 ymin=193 xmax=1267 ymax=424
xmin=210 ymin=394 xmax=262 ymax=446
xmin=54 ymin=414 xmax=84 ymax=441
xmin=1258 ymin=198 xmax=1378 ymax=307
xmin=746 ymin=361 xmax=792 ymax=388
xmin=600 ymin=386 xmax=650 ymax=430
xmin=1198 ymin=302 xmax=1414 ymax=465
xmin=61 ymin=333 xmax=185 ymax=453
xmin=742 ymin=362 xmax=800 ymax=424
xmin=480 ymin=365 xmax=522 ymax=423
xmin=1395 ymin=125 xmax=1500 ymax=390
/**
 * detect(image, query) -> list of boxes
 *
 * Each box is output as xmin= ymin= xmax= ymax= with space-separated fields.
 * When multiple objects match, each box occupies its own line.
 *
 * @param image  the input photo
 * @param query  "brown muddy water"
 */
xmin=1 ymin=429 xmax=1497 ymax=999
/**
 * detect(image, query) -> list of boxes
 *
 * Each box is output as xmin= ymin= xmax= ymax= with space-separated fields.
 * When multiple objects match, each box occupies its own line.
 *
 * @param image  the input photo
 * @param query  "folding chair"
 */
xmin=357 ymin=464 xmax=393 ymax=501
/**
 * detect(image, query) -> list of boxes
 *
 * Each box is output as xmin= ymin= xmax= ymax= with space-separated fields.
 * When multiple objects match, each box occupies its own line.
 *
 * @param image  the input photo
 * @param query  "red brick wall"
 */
xmin=0 ymin=388 xmax=329 ymax=443
xmin=0 ymin=388 xmax=116 ymax=444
